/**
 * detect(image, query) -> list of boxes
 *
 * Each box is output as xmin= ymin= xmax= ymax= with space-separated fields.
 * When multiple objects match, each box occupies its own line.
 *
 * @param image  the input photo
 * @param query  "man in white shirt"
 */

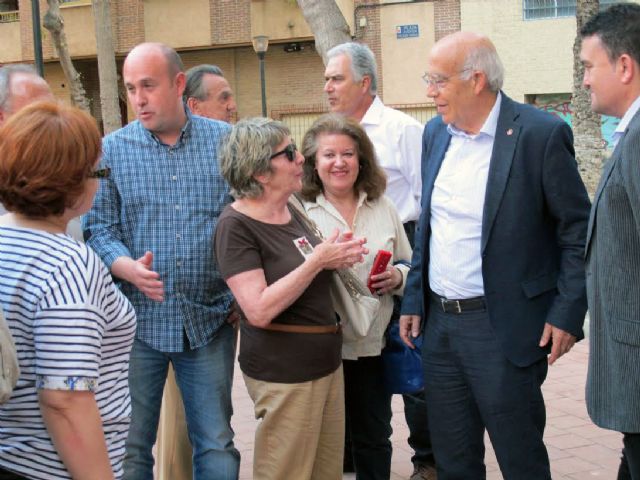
xmin=580 ymin=4 xmax=640 ymax=478
xmin=400 ymin=32 xmax=590 ymax=479
xmin=324 ymin=42 xmax=434 ymax=480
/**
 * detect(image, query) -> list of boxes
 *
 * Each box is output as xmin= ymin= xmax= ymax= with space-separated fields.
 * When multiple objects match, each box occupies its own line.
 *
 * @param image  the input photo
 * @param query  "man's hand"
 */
xmin=400 ymin=315 xmax=421 ymax=349
xmin=539 ymin=323 xmax=576 ymax=365
xmin=112 ymin=252 xmax=164 ymax=302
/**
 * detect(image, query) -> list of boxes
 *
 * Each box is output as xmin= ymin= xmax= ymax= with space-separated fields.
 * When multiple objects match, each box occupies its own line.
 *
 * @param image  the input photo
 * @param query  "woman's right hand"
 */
xmin=311 ymin=228 xmax=368 ymax=270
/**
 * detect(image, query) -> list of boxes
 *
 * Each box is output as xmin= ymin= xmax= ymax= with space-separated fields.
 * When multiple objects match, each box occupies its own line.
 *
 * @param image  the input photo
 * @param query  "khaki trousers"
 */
xmin=156 ymin=365 xmax=193 ymax=480
xmin=243 ymin=366 xmax=345 ymax=480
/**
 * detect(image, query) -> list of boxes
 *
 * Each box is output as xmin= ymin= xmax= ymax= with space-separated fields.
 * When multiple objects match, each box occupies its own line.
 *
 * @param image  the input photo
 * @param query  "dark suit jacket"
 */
xmin=585 ymin=107 xmax=640 ymax=432
xmin=402 ymin=94 xmax=591 ymax=367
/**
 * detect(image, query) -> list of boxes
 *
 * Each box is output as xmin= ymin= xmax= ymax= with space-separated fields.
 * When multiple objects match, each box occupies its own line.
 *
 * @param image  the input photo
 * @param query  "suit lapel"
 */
xmin=482 ymin=96 xmax=520 ymax=252
xmin=419 ymin=123 xmax=451 ymax=256
xmin=423 ymin=129 xmax=451 ymax=206
xmin=585 ymin=132 xmax=624 ymax=253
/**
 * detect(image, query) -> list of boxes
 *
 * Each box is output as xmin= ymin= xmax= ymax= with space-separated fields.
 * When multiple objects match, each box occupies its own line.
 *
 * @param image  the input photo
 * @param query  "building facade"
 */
xmin=0 ymin=0 xmax=447 ymax=134
xmin=1 ymin=0 xmax=637 ymax=141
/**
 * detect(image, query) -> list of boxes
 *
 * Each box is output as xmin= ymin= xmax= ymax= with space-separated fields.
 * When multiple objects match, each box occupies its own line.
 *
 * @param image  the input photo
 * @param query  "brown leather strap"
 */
xmin=261 ymin=322 xmax=341 ymax=334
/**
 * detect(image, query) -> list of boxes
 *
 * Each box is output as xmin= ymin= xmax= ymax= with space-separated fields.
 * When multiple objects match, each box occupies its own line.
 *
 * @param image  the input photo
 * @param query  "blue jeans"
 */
xmin=124 ymin=324 xmax=239 ymax=480
xmin=423 ymin=299 xmax=550 ymax=480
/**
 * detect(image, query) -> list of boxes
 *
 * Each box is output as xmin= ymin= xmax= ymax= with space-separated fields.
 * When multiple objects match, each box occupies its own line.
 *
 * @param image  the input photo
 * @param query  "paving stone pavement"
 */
xmin=231 ymin=341 xmax=623 ymax=480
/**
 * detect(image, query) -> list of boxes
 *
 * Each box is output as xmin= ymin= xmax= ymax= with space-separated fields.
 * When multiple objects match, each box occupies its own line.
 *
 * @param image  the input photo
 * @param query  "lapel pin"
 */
xmin=506 ymin=128 xmax=513 ymax=136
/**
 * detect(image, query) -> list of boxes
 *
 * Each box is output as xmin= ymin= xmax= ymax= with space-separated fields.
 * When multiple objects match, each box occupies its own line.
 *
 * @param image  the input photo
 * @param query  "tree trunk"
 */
xmin=92 ymin=0 xmax=121 ymax=133
xmin=572 ymin=0 xmax=603 ymax=197
xmin=42 ymin=0 xmax=90 ymax=112
xmin=296 ymin=0 xmax=351 ymax=64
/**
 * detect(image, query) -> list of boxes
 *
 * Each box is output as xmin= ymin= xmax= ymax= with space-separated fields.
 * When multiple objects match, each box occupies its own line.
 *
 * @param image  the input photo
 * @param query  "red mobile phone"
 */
xmin=367 ymin=250 xmax=392 ymax=293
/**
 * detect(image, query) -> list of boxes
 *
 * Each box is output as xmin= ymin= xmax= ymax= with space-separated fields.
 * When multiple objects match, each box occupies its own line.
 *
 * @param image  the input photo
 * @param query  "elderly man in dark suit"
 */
xmin=399 ymin=32 xmax=591 ymax=479
xmin=580 ymin=4 xmax=640 ymax=479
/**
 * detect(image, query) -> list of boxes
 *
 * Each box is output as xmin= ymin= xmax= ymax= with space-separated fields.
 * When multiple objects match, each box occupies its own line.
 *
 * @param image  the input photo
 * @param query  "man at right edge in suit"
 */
xmin=581 ymin=4 xmax=640 ymax=479
xmin=400 ymin=32 xmax=591 ymax=479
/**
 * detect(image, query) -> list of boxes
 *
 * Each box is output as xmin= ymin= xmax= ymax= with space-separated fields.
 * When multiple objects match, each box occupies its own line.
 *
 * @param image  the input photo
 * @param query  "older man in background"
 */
xmin=184 ymin=64 xmax=236 ymax=123
xmin=157 ymin=63 xmax=238 ymax=480
xmin=0 ymin=64 xmax=53 ymax=126
xmin=0 ymin=65 xmax=86 ymax=239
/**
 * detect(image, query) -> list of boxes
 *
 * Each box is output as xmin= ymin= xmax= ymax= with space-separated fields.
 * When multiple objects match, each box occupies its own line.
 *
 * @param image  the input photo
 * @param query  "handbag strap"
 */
xmin=288 ymin=193 xmax=373 ymax=299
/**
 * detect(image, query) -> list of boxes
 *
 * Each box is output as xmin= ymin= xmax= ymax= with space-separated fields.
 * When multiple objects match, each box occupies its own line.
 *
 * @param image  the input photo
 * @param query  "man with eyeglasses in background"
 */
xmin=399 ymin=32 xmax=591 ymax=479
xmin=324 ymin=42 xmax=435 ymax=480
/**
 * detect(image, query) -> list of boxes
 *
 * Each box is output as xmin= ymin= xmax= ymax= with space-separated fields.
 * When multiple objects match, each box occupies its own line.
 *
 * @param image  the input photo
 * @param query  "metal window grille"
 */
xmin=523 ymin=0 xmax=621 ymax=20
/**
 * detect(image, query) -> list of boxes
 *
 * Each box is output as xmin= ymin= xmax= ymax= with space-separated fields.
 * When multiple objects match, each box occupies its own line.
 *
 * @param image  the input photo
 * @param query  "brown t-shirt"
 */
xmin=214 ymin=204 xmax=341 ymax=383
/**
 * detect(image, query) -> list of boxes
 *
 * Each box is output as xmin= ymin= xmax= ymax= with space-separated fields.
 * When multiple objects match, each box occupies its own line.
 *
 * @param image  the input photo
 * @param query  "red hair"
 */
xmin=0 ymin=101 xmax=101 ymax=217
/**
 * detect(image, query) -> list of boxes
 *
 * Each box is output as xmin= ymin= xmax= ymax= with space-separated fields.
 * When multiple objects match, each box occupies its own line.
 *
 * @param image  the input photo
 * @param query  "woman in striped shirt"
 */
xmin=0 ymin=102 xmax=136 ymax=480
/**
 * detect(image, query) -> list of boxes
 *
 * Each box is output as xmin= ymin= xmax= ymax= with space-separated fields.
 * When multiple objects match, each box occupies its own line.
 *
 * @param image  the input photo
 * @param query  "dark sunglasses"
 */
xmin=90 ymin=167 xmax=111 ymax=179
xmin=269 ymin=143 xmax=298 ymax=162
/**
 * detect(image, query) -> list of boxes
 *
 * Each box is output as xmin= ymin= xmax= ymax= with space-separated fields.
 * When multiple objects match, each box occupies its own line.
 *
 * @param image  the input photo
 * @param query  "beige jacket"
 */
xmin=304 ymin=193 xmax=412 ymax=360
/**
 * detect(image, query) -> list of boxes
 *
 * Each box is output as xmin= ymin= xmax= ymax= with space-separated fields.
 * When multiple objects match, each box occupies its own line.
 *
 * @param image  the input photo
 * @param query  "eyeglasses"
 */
xmin=269 ymin=143 xmax=298 ymax=162
xmin=90 ymin=167 xmax=111 ymax=179
xmin=421 ymin=68 xmax=472 ymax=91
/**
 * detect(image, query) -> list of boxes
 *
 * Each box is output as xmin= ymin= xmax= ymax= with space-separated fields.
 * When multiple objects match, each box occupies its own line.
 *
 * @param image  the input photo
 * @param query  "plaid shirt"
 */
xmin=83 ymin=111 xmax=233 ymax=352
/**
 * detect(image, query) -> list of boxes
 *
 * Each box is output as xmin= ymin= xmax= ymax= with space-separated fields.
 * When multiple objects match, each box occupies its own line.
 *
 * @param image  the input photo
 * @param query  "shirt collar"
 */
xmin=140 ymin=104 xmax=193 ymax=146
xmin=360 ymin=96 xmax=384 ymax=126
xmin=447 ymin=92 xmax=502 ymax=140
xmin=307 ymin=190 xmax=369 ymax=223
xmin=612 ymin=95 xmax=640 ymax=147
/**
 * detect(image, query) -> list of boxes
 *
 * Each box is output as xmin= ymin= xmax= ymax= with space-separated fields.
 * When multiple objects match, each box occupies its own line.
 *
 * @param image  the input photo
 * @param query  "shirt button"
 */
xmin=172 ymin=175 xmax=177 ymax=181
xmin=176 ymin=260 xmax=182 ymax=267
xmin=175 ymin=205 xmax=180 ymax=210
xmin=176 ymin=234 xmax=181 ymax=239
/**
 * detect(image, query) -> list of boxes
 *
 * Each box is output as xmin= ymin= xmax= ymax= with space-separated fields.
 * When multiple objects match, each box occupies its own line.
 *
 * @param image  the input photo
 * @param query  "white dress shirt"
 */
xmin=612 ymin=95 xmax=640 ymax=147
xmin=429 ymin=93 xmax=502 ymax=299
xmin=361 ymin=96 xmax=424 ymax=223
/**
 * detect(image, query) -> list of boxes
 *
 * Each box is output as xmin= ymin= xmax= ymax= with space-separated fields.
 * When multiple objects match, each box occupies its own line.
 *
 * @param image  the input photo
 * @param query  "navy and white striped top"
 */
xmin=0 ymin=226 xmax=136 ymax=479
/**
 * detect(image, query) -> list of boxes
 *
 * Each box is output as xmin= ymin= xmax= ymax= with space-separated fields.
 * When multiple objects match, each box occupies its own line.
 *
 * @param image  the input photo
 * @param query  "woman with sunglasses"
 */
xmin=300 ymin=114 xmax=412 ymax=480
xmin=215 ymin=117 xmax=366 ymax=480
xmin=0 ymin=102 xmax=136 ymax=480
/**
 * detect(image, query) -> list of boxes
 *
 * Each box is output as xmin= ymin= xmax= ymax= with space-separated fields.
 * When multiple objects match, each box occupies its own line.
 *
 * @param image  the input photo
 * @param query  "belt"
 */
xmin=261 ymin=322 xmax=341 ymax=334
xmin=430 ymin=291 xmax=486 ymax=314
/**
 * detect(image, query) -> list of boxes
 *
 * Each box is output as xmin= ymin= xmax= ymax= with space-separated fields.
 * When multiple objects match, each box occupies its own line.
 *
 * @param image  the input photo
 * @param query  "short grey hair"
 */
xmin=219 ymin=117 xmax=291 ymax=199
xmin=327 ymin=42 xmax=378 ymax=96
xmin=0 ymin=64 xmax=38 ymax=112
xmin=184 ymin=64 xmax=224 ymax=102
xmin=460 ymin=44 xmax=504 ymax=93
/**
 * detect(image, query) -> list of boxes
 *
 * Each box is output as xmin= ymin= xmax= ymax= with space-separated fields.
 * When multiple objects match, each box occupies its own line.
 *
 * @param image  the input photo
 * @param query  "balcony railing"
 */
xmin=0 ymin=10 xmax=19 ymax=23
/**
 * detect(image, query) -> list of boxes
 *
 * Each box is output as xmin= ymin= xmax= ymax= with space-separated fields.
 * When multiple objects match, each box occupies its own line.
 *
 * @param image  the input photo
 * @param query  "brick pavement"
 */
xmin=231 ymin=341 xmax=622 ymax=480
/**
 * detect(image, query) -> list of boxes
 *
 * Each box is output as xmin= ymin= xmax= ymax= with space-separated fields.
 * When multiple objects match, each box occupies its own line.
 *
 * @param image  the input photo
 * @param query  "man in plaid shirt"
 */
xmin=83 ymin=43 xmax=240 ymax=480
